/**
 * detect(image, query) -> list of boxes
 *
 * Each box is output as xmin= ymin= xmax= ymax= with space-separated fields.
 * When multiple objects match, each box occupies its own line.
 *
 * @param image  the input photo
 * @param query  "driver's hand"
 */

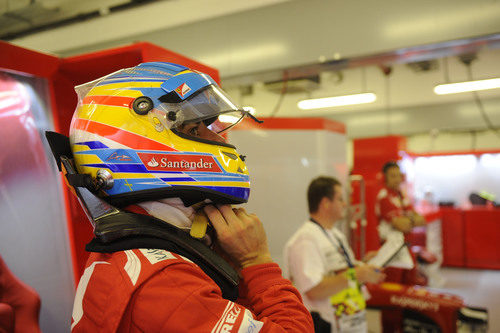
xmin=204 ymin=205 xmax=272 ymax=269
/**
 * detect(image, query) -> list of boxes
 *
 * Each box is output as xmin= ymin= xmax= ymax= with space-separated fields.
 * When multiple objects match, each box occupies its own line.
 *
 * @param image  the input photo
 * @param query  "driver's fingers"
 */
xmin=204 ymin=205 xmax=229 ymax=231
xmin=216 ymin=204 xmax=242 ymax=225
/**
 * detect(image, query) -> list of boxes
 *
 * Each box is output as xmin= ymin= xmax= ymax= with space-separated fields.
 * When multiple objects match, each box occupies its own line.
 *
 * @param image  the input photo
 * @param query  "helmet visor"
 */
xmin=207 ymin=110 xmax=247 ymax=134
xmin=158 ymin=84 xmax=248 ymax=133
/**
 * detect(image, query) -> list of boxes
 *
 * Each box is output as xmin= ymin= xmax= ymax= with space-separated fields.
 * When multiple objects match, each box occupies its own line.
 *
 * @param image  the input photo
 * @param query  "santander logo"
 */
xmin=138 ymin=153 xmax=222 ymax=172
xmin=147 ymin=157 xmax=159 ymax=167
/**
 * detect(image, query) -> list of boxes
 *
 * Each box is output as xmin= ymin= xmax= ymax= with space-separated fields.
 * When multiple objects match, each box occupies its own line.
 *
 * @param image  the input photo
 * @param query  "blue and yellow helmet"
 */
xmin=69 ymin=62 xmax=252 ymax=207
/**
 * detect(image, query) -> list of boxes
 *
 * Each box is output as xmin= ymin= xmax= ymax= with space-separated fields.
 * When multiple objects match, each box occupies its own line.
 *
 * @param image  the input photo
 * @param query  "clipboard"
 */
xmin=368 ymin=231 xmax=414 ymax=269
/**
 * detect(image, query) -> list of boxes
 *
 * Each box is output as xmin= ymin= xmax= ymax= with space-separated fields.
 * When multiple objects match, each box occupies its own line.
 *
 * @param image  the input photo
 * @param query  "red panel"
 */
xmin=353 ymin=135 xmax=406 ymax=174
xmin=234 ymin=117 xmax=345 ymax=134
xmin=346 ymin=175 xmax=383 ymax=255
xmin=60 ymin=42 xmax=220 ymax=85
xmin=440 ymin=208 xmax=465 ymax=267
xmin=464 ymin=208 xmax=500 ymax=269
xmin=348 ymin=179 xmax=381 ymax=257
xmin=0 ymin=41 xmax=59 ymax=78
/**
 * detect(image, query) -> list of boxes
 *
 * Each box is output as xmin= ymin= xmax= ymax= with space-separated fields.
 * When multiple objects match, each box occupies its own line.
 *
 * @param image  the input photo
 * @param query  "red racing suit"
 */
xmin=71 ymin=248 xmax=313 ymax=332
xmin=375 ymin=185 xmax=414 ymax=241
xmin=375 ymin=186 xmax=414 ymax=225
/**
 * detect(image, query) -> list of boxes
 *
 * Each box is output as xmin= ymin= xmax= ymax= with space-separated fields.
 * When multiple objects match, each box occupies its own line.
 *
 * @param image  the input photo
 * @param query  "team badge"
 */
xmin=175 ymin=83 xmax=191 ymax=98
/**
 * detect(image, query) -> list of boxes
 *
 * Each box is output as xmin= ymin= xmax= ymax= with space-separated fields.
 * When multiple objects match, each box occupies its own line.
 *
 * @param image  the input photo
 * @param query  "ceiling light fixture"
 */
xmin=434 ymin=78 xmax=500 ymax=95
xmin=297 ymin=93 xmax=377 ymax=110
xmin=297 ymin=93 xmax=376 ymax=110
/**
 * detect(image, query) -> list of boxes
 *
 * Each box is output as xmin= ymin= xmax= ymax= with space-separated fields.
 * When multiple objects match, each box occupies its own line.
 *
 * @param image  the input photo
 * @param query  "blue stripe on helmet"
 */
xmin=74 ymin=141 xmax=109 ymax=149
xmin=82 ymin=163 xmax=148 ymax=173
xmin=159 ymin=177 xmax=195 ymax=182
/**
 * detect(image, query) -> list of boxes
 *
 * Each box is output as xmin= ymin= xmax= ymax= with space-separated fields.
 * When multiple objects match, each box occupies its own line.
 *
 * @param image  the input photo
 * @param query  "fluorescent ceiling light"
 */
xmin=434 ymin=78 xmax=500 ymax=95
xmin=298 ymin=93 xmax=376 ymax=110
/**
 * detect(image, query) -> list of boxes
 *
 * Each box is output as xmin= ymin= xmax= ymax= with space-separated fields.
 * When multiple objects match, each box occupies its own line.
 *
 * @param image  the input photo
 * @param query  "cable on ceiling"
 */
xmin=459 ymin=53 xmax=500 ymax=141
xmin=269 ymin=70 xmax=288 ymax=118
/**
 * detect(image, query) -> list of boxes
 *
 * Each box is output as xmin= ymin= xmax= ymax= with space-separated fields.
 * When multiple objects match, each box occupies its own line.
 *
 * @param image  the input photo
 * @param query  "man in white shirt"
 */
xmin=284 ymin=176 xmax=385 ymax=332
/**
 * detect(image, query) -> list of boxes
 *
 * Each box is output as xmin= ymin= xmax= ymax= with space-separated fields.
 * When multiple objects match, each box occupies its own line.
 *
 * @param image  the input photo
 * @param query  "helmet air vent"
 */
xmin=222 ymin=151 xmax=238 ymax=160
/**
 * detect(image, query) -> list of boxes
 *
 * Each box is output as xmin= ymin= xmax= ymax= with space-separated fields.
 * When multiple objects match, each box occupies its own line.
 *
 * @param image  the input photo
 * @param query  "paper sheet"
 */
xmin=368 ymin=231 xmax=414 ymax=269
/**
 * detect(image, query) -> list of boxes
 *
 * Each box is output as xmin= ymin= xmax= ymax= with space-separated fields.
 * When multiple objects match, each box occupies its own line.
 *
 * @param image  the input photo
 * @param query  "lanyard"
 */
xmin=310 ymin=218 xmax=354 ymax=268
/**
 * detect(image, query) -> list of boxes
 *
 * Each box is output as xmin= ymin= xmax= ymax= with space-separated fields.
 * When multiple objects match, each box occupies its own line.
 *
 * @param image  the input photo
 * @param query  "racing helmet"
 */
xmin=69 ymin=62 xmax=253 ymax=207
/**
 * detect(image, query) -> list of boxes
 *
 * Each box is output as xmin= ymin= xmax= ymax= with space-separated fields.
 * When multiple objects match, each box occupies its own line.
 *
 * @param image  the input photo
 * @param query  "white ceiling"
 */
xmin=3 ymin=0 xmax=500 ymax=140
xmin=227 ymin=48 xmax=500 ymax=139
xmin=2 ymin=0 xmax=290 ymax=53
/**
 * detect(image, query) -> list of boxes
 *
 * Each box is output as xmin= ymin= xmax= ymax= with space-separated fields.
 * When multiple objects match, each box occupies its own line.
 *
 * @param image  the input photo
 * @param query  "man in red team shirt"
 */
xmin=375 ymin=161 xmax=427 ymax=285
xmin=48 ymin=62 xmax=313 ymax=332
xmin=375 ymin=161 xmax=426 ymax=240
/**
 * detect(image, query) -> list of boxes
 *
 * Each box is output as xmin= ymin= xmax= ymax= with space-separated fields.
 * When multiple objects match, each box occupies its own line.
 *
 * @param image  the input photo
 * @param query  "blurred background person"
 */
xmin=375 ymin=161 xmax=434 ymax=285
xmin=285 ymin=176 xmax=385 ymax=333
xmin=375 ymin=161 xmax=426 ymax=239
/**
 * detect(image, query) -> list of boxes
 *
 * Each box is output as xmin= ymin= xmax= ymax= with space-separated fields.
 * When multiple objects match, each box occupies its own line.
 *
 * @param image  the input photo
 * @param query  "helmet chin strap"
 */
xmin=137 ymin=198 xmax=213 ymax=243
xmin=138 ymin=198 xmax=195 ymax=230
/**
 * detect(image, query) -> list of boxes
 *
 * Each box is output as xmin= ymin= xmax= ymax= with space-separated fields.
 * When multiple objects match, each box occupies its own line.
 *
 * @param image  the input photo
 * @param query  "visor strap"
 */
xmin=66 ymin=173 xmax=101 ymax=192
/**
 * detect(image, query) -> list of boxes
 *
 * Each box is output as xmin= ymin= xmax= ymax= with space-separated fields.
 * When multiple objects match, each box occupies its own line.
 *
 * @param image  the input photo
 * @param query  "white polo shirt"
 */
xmin=284 ymin=220 xmax=358 ymax=331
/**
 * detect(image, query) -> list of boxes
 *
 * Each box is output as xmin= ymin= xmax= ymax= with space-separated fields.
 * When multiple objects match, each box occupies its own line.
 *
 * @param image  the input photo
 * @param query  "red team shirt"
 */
xmin=375 ymin=186 xmax=414 ymax=240
xmin=71 ymin=248 xmax=313 ymax=332
xmin=375 ymin=186 xmax=428 ymax=285
xmin=376 ymin=186 xmax=413 ymax=221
